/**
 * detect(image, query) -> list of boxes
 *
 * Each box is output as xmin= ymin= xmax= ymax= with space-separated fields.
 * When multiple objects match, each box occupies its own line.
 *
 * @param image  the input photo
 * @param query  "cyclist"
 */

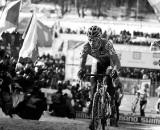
xmin=77 ymin=25 xmax=121 ymax=128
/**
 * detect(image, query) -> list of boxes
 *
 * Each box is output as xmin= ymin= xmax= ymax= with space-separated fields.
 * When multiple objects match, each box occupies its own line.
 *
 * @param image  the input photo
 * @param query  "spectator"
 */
xmin=137 ymin=84 xmax=149 ymax=117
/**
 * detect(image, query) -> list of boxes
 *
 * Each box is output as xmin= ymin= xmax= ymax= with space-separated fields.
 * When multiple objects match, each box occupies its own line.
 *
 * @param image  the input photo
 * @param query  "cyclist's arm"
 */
xmin=79 ymin=43 xmax=90 ymax=70
xmin=106 ymin=40 xmax=121 ymax=72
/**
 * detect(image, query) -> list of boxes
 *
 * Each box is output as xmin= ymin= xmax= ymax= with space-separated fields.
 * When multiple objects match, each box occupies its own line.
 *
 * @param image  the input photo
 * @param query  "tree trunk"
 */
xmin=60 ymin=0 xmax=65 ymax=16
xmin=75 ymin=0 xmax=80 ymax=17
xmin=96 ymin=0 xmax=102 ymax=17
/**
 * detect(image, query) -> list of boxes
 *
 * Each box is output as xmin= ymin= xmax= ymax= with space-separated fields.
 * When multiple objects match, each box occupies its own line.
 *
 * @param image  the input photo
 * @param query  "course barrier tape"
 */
xmin=76 ymin=111 xmax=160 ymax=125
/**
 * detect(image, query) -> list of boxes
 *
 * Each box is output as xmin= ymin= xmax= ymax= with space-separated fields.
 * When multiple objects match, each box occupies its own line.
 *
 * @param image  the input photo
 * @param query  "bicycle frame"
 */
xmin=85 ymin=73 xmax=112 ymax=130
xmin=85 ymin=73 xmax=111 ymax=102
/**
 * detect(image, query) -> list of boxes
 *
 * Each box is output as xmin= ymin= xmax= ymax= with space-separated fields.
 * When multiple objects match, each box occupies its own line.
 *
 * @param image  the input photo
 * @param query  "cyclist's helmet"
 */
xmin=87 ymin=25 xmax=102 ymax=39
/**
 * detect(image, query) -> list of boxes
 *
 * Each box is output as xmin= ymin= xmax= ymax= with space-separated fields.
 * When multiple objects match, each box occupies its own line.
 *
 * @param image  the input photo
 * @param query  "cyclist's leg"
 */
xmin=114 ymin=88 xmax=122 ymax=127
xmin=115 ymin=100 xmax=120 ymax=126
xmin=140 ymin=100 xmax=147 ymax=117
xmin=105 ymin=75 xmax=116 ymax=125
xmin=140 ymin=100 xmax=144 ymax=116
xmin=88 ymin=60 xmax=98 ymax=116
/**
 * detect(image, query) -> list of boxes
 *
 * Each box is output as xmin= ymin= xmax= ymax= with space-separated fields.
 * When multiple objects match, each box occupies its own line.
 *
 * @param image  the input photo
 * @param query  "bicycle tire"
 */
xmin=91 ymin=91 xmax=101 ymax=130
xmin=101 ymin=92 xmax=111 ymax=130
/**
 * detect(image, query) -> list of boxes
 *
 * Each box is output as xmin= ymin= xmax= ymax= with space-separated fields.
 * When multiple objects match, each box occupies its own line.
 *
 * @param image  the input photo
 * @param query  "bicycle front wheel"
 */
xmin=91 ymin=91 xmax=101 ymax=130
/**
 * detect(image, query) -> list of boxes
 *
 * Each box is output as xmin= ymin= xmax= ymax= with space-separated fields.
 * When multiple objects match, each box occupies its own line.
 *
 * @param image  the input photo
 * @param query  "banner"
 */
xmin=0 ymin=0 xmax=21 ymax=33
xmin=76 ymin=111 xmax=160 ymax=125
xmin=116 ymin=50 xmax=160 ymax=69
xmin=119 ymin=114 xmax=160 ymax=125
xmin=120 ymin=77 xmax=151 ymax=95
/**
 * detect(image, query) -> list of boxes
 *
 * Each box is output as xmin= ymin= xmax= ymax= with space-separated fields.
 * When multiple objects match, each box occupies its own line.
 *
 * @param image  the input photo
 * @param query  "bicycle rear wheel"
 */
xmin=91 ymin=91 xmax=101 ymax=130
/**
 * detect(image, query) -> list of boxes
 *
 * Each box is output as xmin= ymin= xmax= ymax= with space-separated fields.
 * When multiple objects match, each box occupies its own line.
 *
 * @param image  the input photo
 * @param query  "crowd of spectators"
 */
xmin=0 ymin=31 xmax=23 ymax=60
xmin=1 ymin=29 xmax=160 ymax=118
xmin=0 ymin=47 xmax=91 ymax=116
xmin=54 ymin=25 xmax=160 ymax=46
xmin=0 ymin=30 xmax=90 ymax=116
xmin=120 ymin=67 xmax=160 ymax=83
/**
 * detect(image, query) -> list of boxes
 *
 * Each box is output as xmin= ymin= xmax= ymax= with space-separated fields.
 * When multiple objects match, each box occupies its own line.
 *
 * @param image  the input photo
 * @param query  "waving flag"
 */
xmin=18 ymin=12 xmax=39 ymax=62
xmin=17 ymin=17 xmax=53 ymax=47
xmin=37 ymin=20 xmax=53 ymax=47
xmin=0 ymin=0 xmax=21 ymax=33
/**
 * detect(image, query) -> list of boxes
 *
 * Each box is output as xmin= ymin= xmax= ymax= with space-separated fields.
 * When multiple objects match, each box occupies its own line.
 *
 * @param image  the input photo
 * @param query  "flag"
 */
xmin=0 ymin=0 xmax=21 ymax=33
xmin=18 ymin=18 xmax=53 ymax=47
xmin=37 ymin=20 xmax=53 ymax=47
xmin=148 ymin=0 xmax=160 ymax=16
xmin=18 ymin=12 xmax=39 ymax=62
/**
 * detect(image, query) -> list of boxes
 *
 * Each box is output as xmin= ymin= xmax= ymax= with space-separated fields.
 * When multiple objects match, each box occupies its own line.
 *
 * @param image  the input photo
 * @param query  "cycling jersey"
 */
xmin=80 ymin=38 xmax=121 ymax=71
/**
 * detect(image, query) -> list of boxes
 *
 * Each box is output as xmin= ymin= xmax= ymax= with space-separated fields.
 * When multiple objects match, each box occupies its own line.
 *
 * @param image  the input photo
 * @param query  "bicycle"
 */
xmin=131 ymin=95 xmax=140 ymax=114
xmin=85 ymin=73 xmax=118 ymax=130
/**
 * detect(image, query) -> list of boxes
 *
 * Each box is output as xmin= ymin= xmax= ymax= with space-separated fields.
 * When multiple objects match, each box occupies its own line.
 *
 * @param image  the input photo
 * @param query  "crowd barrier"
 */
xmin=0 ymin=111 xmax=159 ymax=130
xmin=76 ymin=111 xmax=160 ymax=125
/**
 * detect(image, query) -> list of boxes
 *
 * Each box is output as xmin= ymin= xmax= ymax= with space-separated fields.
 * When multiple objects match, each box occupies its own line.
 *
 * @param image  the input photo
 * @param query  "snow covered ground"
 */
xmin=0 ymin=110 xmax=89 ymax=130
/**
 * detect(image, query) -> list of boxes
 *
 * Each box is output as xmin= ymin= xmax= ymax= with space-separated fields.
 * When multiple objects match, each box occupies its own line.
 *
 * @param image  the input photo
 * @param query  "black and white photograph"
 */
xmin=0 ymin=0 xmax=160 ymax=130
